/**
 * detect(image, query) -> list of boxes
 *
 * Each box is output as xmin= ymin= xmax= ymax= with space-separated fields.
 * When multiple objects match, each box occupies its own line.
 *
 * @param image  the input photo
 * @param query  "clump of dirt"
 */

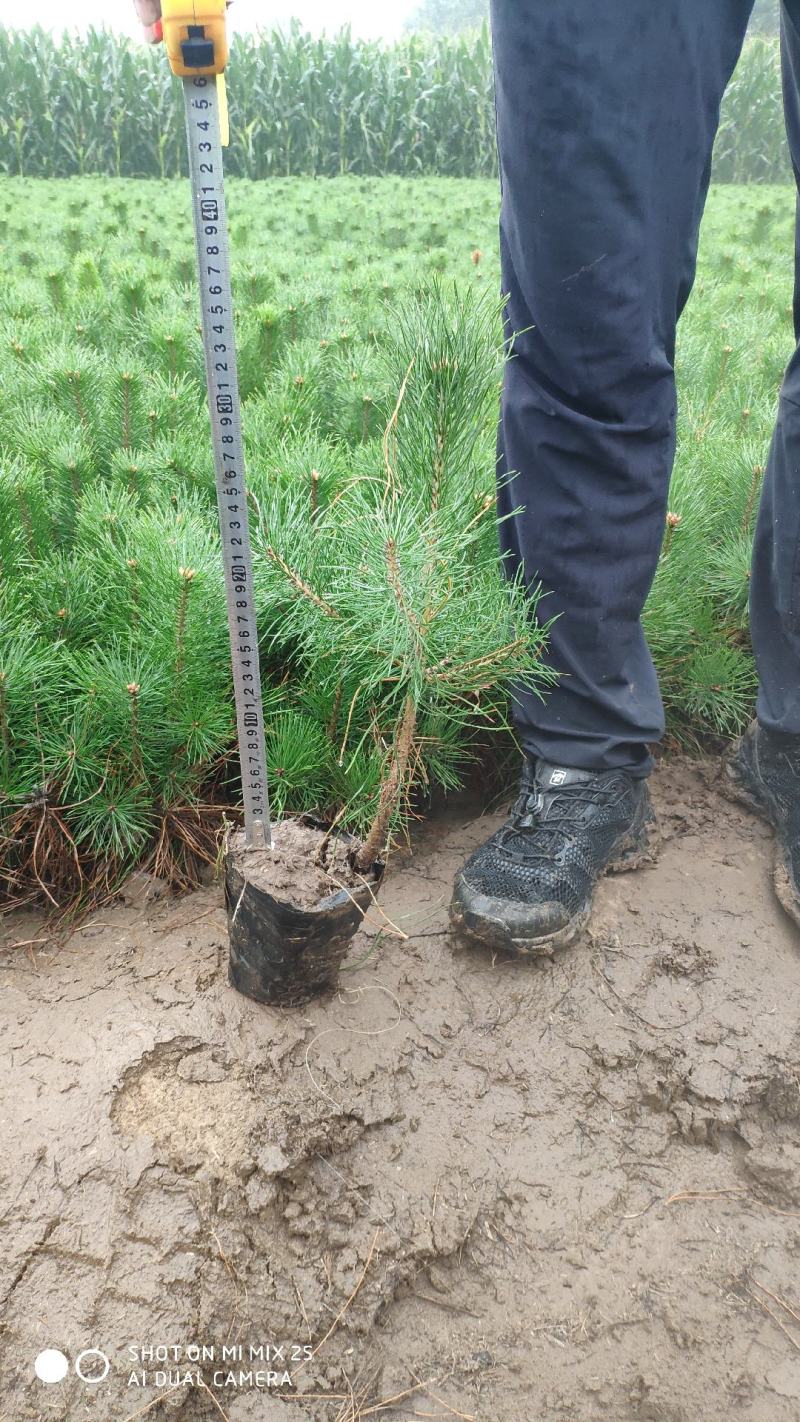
xmin=2 ymin=756 xmax=800 ymax=1422
xmin=227 ymin=817 xmax=365 ymax=909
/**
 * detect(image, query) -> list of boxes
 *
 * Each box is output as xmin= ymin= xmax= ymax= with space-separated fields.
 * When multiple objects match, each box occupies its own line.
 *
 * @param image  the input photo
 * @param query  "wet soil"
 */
xmin=2 ymin=757 xmax=800 ymax=1421
xmin=227 ymin=820 xmax=366 ymax=910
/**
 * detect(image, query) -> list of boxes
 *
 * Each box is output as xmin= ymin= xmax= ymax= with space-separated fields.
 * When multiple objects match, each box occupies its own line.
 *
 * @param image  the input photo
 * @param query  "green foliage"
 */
xmin=0 ymin=24 xmax=497 ymax=180
xmin=0 ymin=172 xmax=793 ymax=894
xmin=714 ymin=35 xmax=789 ymax=183
xmin=0 ymin=176 xmax=554 ymax=891
xmin=0 ymin=25 xmax=789 ymax=182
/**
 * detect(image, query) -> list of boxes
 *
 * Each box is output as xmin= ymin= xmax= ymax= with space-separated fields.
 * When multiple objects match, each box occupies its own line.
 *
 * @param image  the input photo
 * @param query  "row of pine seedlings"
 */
xmin=0 ymin=184 xmax=551 ymax=910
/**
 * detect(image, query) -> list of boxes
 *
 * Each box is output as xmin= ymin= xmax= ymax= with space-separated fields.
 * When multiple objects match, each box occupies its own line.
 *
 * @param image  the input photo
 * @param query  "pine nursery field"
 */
xmin=0 ymin=175 xmax=794 ymax=907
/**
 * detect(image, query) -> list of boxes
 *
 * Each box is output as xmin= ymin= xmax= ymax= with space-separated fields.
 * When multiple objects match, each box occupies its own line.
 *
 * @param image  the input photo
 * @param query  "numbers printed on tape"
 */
xmin=185 ymin=74 xmax=270 ymax=844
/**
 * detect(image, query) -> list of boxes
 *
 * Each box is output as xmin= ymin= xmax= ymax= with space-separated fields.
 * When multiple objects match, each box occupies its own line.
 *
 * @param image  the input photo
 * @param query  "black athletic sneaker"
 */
xmin=727 ymin=720 xmax=800 ymax=929
xmin=450 ymin=759 xmax=658 ymax=956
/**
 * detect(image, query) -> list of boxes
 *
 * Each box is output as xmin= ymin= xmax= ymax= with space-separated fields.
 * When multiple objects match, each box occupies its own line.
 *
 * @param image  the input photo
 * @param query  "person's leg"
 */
xmin=493 ymin=0 xmax=753 ymax=776
xmin=728 ymin=1 xmax=800 ymax=929
xmin=451 ymin=1 xmax=755 ymax=955
xmin=750 ymin=2 xmax=800 ymax=732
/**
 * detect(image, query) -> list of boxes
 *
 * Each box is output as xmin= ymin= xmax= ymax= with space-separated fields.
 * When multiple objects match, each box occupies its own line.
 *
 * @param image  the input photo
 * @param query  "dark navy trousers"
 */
xmin=492 ymin=1 xmax=800 ymax=776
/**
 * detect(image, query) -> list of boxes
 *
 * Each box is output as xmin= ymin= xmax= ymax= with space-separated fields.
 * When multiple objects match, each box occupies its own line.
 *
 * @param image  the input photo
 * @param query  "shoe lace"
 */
xmin=496 ymin=779 xmax=613 ymax=863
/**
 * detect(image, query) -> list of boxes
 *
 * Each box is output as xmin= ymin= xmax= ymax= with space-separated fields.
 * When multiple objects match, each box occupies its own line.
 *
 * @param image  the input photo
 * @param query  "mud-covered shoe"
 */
xmin=449 ymin=759 xmax=658 ymax=956
xmin=727 ymin=720 xmax=800 ymax=928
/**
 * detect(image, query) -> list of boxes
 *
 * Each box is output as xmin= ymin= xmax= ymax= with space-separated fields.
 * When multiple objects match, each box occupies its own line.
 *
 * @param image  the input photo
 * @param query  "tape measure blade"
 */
xmin=182 ymin=74 xmax=271 ymax=848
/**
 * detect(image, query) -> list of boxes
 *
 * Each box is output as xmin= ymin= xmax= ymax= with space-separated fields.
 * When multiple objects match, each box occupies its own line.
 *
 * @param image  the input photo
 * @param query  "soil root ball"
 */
xmin=224 ymin=817 xmax=384 ymax=1007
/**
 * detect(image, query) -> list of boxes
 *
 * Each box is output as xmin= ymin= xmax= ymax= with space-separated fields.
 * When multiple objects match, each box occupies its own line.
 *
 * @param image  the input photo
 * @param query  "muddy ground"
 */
xmin=2 ymin=758 xmax=800 ymax=1422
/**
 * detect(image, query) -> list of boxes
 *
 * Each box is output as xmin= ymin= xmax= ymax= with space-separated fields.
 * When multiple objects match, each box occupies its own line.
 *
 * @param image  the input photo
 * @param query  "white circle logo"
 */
xmin=34 ymin=1349 xmax=69 ymax=1383
xmin=75 ymin=1348 xmax=111 ymax=1383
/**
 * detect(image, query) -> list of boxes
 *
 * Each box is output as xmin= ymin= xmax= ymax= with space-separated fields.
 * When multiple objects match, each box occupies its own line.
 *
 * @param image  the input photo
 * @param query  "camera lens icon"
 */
xmin=34 ymin=1350 xmax=69 ymax=1384
xmin=75 ymin=1349 xmax=111 ymax=1383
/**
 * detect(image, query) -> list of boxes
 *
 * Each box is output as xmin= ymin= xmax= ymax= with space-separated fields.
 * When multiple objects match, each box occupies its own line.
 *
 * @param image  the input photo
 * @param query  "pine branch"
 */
xmin=264 ymin=545 xmax=340 ymax=618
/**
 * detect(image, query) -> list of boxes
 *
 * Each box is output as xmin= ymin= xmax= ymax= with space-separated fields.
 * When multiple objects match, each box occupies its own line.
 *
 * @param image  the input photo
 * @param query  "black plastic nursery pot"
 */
xmin=224 ymin=824 xmax=385 ymax=1007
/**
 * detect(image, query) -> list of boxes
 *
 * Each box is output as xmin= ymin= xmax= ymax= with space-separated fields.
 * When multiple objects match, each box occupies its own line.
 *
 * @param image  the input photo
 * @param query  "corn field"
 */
xmin=0 ymin=24 xmax=497 ymax=179
xmin=0 ymin=25 xmax=790 ymax=181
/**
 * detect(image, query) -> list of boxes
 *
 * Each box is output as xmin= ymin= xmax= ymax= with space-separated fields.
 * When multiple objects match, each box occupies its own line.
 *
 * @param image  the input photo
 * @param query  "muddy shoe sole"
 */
xmin=727 ymin=735 xmax=800 ymax=930
xmin=449 ymin=810 xmax=660 ymax=959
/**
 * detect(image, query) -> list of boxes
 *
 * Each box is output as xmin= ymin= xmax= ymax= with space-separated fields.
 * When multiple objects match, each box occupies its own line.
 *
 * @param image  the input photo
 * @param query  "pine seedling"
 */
xmin=705 ymin=531 xmax=754 ymax=629
xmin=71 ymin=480 xmax=138 ymax=554
xmin=74 ymin=253 xmax=102 ymax=293
xmin=265 ymin=709 xmax=336 ymax=818
xmin=0 ymin=273 xmax=47 ymax=323
xmin=1 ymin=400 xmax=73 ymax=468
xmin=102 ymin=360 xmax=152 ymax=454
xmin=66 ymin=295 xmax=118 ymax=354
xmin=267 ymin=335 xmax=339 ymax=433
xmin=108 ymin=446 xmax=163 ymax=507
xmin=0 ymin=663 xmax=80 ymax=909
xmin=309 ymin=343 xmax=380 ymax=444
xmin=377 ymin=280 xmax=501 ymax=516
xmin=0 ymin=319 xmax=41 ymax=373
xmin=66 ymin=773 xmax=156 ymax=864
xmin=124 ymin=500 xmax=231 ymax=680
xmin=130 ymin=299 xmax=204 ymax=385
xmin=41 ymin=437 xmax=96 ymax=546
xmin=253 ymin=282 xmax=554 ymax=867
xmin=114 ymin=264 xmax=149 ymax=320
xmin=63 ymin=642 xmax=171 ymax=785
xmin=44 ymin=267 xmax=68 ymax=310
xmin=239 ymin=387 xmax=289 ymax=466
xmin=683 ymin=643 xmax=758 ymax=734
xmin=0 ymin=625 xmax=63 ymax=799
xmin=342 ymin=492 xmax=552 ymax=868
xmin=146 ymin=426 xmax=215 ymax=501
xmin=162 ymin=678 xmax=237 ymax=777
xmin=32 ymin=340 xmax=105 ymax=439
xmin=24 ymin=551 xmax=102 ymax=649
xmin=145 ymin=371 xmax=206 ymax=441
xmin=0 ymin=457 xmax=53 ymax=566
xmin=234 ymin=265 xmax=275 ymax=307
xmin=236 ymin=302 xmax=286 ymax=398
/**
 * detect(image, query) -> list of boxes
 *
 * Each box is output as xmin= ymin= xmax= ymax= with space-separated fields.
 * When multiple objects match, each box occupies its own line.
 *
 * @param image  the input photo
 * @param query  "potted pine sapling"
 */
xmin=239 ymin=283 xmax=553 ymax=1004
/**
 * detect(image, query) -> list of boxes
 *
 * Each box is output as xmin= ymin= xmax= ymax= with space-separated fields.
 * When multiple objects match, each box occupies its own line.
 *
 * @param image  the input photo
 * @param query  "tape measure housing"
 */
xmin=161 ymin=0 xmax=228 ymax=76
